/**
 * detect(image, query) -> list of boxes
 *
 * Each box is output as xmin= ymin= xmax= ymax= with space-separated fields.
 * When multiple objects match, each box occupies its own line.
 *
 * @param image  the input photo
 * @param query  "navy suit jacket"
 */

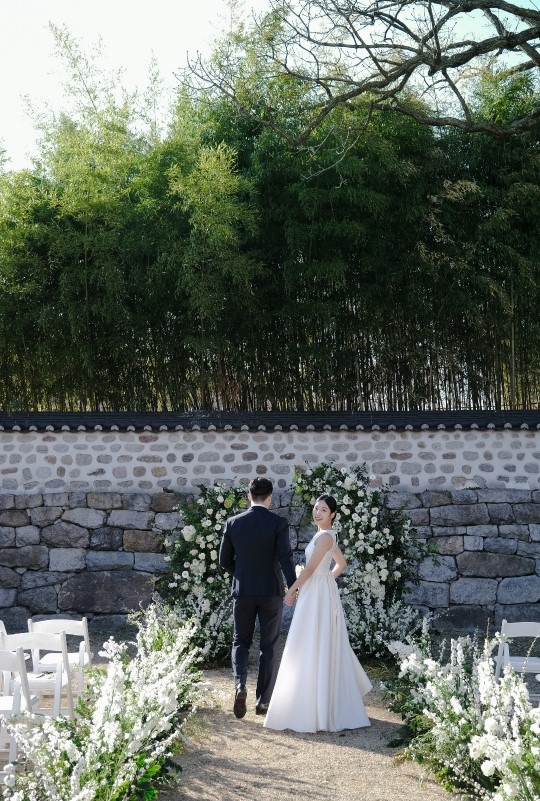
xmin=219 ymin=505 xmax=296 ymax=597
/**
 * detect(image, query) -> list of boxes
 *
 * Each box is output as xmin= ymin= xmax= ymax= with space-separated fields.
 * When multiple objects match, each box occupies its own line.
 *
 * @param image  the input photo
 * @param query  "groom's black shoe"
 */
xmin=233 ymin=685 xmax=247 ymax=719
xmin=255 ymin=702 xmax=269 ymax=715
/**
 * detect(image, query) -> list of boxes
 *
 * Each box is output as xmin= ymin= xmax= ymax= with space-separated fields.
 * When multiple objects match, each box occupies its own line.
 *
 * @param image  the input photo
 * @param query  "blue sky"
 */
xmin=0 ymin=0 xmax=268 ymax=170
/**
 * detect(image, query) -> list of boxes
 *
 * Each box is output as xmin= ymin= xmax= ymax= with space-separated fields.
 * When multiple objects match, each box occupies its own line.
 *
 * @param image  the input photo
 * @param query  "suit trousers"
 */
xmin=232 ymin=594 xmax=284 ymax=705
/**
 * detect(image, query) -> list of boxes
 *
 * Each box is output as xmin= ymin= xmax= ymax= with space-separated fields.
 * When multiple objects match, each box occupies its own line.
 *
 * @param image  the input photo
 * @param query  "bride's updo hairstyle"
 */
xmin=315 ymin=494 xmax=337 ymax=522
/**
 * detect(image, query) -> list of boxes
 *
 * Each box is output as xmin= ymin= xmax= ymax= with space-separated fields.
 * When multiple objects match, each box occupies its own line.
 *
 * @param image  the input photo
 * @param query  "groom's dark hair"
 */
xmin=248 ymin=477 xmax=273 ymax=501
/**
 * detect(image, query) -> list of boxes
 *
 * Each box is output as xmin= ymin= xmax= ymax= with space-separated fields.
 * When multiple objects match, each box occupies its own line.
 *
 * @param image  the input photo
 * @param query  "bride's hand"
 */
xmin=284 ymin=588 xmax=296 ymax=606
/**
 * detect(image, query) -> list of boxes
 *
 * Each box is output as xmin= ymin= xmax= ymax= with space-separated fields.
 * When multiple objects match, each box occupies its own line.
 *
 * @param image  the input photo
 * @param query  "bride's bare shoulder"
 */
xmin=313 ymin=529 xmax=335 ymax=543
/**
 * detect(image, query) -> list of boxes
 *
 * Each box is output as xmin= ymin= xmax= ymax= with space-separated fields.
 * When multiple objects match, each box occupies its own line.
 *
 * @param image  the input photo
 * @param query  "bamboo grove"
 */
xmin=1 ymin=35 xmax=540 ymax=412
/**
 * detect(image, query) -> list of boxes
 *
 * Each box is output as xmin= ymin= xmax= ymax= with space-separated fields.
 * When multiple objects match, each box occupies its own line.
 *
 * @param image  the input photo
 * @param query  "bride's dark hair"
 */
xmin=315 ymin=494 xmax=337 ymax=521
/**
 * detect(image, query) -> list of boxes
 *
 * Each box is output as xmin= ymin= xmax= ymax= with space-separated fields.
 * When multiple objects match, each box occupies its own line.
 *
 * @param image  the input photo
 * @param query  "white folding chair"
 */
xmin=494 ymin=619 xmax=540 ymax=681
xmin=0 ymin=631 xmax=74 ymax=719
xmin=0 ymin=647 xmax=37 ymax=762
xmin=0 ymin=621 xmax=31 ymax=697
xmin=28 ymin=617 xmax=93 ymax=697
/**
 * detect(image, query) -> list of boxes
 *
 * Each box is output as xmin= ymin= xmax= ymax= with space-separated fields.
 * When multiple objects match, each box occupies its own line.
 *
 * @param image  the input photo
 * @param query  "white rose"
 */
xmin=182 ymin=525 xmax=196 ymax=541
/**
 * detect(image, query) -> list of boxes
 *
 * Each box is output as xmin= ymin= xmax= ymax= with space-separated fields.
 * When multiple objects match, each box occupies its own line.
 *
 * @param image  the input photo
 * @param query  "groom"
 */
xmin=219 ymin=476 xmax=296 ymax=719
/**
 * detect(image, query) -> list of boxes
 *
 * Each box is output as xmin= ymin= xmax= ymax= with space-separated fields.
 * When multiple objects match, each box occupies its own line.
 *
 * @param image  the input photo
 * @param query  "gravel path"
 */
xmin=164 ymin=651 xmax=450 ymax=801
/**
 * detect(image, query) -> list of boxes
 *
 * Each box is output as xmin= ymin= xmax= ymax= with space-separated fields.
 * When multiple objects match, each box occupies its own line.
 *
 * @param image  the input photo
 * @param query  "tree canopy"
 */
xmin=0 ymin=24 xmax=539 ymax=411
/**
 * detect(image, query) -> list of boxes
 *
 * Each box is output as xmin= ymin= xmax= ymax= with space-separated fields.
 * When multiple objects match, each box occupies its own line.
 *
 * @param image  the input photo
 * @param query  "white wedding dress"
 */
xmin=264 ymin=529 xmax=372 ymax=733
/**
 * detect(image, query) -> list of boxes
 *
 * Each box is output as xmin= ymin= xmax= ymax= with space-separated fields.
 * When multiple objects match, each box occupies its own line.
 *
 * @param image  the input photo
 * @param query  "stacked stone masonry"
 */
xmin=0 ymin=491 xmax=178 ymax=632
xmin=2 ymin=428 xmax=540 ymax=494
xmin=392 ymin=488 xmax=540 ymax=630
xmin=1 ymin=486 xmax=540 ymax=633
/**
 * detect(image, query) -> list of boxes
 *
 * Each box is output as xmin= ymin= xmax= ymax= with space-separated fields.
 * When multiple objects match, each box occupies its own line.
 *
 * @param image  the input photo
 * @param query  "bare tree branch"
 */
xmin=186 ymin=0 xmax=540 ymax=141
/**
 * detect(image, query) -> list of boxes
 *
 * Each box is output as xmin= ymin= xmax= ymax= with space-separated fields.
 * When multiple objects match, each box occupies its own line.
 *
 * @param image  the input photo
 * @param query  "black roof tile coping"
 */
xmin=0 ymin=410 xmax=539 ymax=432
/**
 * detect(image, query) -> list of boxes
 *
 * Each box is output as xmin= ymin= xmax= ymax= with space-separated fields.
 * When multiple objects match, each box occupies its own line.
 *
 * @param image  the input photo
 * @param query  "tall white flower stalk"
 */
xmin=386 ymin=632 xmax=540 ymax=800
xmin=292 ymin=462 xmax=430 ymax=656
xmin=3 ymin=603 xmax=201 ymax=801
xmin=468 ymin=658 xmax=540 ymax=801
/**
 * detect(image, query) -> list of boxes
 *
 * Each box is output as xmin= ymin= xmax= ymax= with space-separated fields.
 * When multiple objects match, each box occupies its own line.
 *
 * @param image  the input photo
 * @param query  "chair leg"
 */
xmin=53 ymin=668 xmax=62 ymax=717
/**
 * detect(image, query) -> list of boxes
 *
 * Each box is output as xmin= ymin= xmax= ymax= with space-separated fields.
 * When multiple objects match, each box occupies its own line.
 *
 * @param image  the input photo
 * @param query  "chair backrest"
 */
xmin=28 ymin=617 xmax=91 ymax=664
xmin=495 ymin=619 xmax=540 ymax=679
xmin=0 ymin=630 xmax=68 ymax=655
xmin=501 ymin=620 xmax=540 ymax=639
xmin=0 ymin=630 xmax=74 ymax=718
xmin=0 ymin=647 xmax=33 ymax=712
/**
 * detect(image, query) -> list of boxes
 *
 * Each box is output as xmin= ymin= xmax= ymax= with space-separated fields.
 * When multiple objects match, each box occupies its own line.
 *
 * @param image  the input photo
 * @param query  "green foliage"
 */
xmin=1 ymin=31 xmax=540 ymax=410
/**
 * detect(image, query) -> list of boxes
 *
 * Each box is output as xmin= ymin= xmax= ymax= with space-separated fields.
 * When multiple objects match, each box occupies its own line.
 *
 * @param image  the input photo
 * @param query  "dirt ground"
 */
xmin=0 ymin=631 xmax=452 ymax=799
xmin=162 ymin=641 xmax=451 ymax=801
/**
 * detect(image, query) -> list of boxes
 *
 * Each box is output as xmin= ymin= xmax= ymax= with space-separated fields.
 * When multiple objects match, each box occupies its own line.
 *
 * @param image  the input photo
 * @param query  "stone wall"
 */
xmin=2 ymin=426 xmax=540 ymax=494
xmin=397 ymin=488 xmax=540 ymax=630
xmin=1 ymin=486 xmax=540 ymax=633
xmin=0 ymin=491 xmax=180 ymax=632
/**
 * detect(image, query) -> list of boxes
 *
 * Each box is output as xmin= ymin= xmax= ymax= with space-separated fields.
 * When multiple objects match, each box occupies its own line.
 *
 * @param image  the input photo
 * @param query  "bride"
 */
xmin=263 ymin=493 xmax=372 ymax=733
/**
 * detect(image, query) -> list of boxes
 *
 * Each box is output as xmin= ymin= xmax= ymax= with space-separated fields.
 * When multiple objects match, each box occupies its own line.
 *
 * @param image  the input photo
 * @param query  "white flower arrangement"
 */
xmin=158 ymin=483 xmax=248 ymax=660
xmin=291 ymin=461 xmax=429 ymax=657
xmin=2 ymin=601 xmax=201 ymax=801
xmin=384 ymin=628 xmax=540 ymax=801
